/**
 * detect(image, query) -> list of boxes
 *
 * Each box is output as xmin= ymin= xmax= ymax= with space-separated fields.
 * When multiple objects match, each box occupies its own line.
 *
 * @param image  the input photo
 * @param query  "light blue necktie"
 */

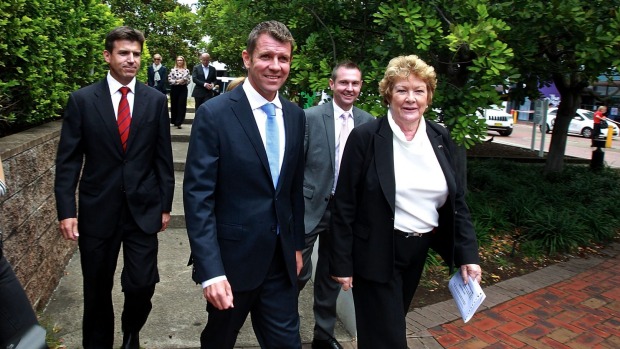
xmin=261 ymin=103 xmax=279 ymax=187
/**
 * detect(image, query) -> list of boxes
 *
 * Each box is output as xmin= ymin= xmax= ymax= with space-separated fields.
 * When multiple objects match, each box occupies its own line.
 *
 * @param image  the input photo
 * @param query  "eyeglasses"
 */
xmin=176 ymin=59 xmax=184 ymax=61
xmin=154 ymin=58 xmax=161 ymax=61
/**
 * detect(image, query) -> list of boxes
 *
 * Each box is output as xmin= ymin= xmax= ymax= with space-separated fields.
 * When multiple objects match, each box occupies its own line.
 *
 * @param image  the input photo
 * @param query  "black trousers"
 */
xmin=78 ymin=203 xmax=159 ymax=348
xmin=352 ymin=232 xmax=432 ymax=349
xmin=0 ymin=254 xmax=40 ymax=347
xmin=200 ymin=240 xmax=301 ymax=349
xmin=170 ymin=85 xmax=188 ymax=126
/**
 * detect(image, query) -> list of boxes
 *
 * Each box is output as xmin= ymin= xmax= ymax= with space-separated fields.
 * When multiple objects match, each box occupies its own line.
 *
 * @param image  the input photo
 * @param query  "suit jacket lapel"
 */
xmin=375 ymin=118 xmax=396 ymax=213
xmin=94 ymin=80 xmax=124 ymax=154
xmin=229 ymin=88 xmax=272 ymax=183
xmin=125 ymin=82 xmax=148 ymax=152
xmin=279 ymin=96 xmax=300 ymax=191
xmin=322 ymin=103 xmax=336 ymax=171
xmin=426 ymin=121 xmax=456 ymax=195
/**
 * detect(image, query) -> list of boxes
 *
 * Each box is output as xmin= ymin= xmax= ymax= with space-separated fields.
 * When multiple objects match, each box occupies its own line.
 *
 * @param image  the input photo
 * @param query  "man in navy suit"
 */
xmin=191 ymin=53 xmax=218 ymax=110
xmin=54 ymin=26 xmax=174 ymax=349
xmin=184 ymin=21 xmax=305 ymax=349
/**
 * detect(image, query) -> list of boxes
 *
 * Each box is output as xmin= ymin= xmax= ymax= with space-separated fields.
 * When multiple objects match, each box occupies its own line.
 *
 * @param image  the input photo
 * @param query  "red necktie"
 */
xmin=118 ymin=87 xmax=131 ymax=152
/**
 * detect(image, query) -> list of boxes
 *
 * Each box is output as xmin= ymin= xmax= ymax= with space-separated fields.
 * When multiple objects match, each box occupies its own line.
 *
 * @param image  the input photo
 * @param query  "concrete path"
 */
xmin=41 ymin=109 xmax=620 ymax=348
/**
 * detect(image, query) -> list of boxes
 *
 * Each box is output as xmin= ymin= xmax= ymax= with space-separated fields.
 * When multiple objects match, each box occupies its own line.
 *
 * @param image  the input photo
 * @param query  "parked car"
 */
xmin=480 ymin=105 xmax=513 ymax=136
xmin=540 ymin=108 xmax=619 ymax=138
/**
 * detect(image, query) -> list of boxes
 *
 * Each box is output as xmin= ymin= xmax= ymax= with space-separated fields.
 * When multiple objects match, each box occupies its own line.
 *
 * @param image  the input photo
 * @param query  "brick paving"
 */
xmin=236 ymin=243 xmax=620 ymax=349
xmin=429 ymin=243 xmax=620 ymax=348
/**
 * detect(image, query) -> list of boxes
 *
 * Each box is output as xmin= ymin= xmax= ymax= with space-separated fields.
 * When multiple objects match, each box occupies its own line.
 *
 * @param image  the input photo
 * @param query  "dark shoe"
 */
xmin=176 ymin=125 xmax=182 ymax=129
xmin=121 ymin=332 xmax=139 ymax=349
xmin=312 ymin=337 xmax=343 ymax=349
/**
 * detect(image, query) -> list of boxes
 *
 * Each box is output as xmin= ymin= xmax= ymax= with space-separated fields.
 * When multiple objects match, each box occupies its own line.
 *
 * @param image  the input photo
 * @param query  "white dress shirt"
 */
xmin=107 ymin=73 xmax=136 ymax=119
xmin=388 ymin=111 xmax=448 ymax=233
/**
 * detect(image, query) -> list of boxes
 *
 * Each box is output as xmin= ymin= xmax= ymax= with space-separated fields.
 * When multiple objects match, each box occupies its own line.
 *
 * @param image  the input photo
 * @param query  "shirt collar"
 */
xmin=332 ymin=101 xmax=353 ymax=119
xmin=387 ymin=109 xmax=426 ymax=144
xmin=242 ymin=79 xmax=282 ymax=111
xmin=107 ymin=72 xmax=137 ymax=94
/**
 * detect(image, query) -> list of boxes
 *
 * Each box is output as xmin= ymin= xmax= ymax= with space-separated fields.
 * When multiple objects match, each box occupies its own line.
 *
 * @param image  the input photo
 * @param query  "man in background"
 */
xmin=299 ymin=61 xmax=373 ymax=349
xmin=191 ymin=53 xmax=218 ymax=110
xmin=54 ymin=26 xmax=174 ymax=349
xmin=147 ymin=53 xmax=167 ymax=94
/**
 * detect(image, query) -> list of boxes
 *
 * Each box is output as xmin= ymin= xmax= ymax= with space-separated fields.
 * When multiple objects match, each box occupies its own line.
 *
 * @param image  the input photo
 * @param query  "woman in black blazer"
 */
xmin=330 ymin=55 xmax=482 ymax=349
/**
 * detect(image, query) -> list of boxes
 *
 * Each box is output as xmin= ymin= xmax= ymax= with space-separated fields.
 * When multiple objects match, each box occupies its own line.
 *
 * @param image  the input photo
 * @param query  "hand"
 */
xmin=332 ymin=276 xmax=353 ymax=291
xmin=160 ymin=212 xmax=170 ymax=232
xmin=59 ymin=218 xmax=79 ymax=241
xmin=460 ymin=264 xmax=482 ymax=284
xmin=296 ymin=250 xmax=303 ymax=276
xmin=204 ymin=280 xmax=234 ymax=310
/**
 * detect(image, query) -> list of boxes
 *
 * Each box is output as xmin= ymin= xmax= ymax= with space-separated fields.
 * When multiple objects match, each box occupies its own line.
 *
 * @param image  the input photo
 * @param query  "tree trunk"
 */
xmin=544 ymin=90 xmax=581 ymax=175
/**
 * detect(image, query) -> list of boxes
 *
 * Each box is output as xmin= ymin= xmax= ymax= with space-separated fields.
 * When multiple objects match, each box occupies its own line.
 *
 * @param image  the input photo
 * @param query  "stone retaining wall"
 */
xmin=0 ymin=120 xmax=75 ymax=311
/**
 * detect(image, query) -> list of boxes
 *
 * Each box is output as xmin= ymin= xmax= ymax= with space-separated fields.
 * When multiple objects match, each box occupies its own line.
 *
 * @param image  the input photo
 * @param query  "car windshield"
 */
xmin=582 ymin=111 xmax=594 ymax=120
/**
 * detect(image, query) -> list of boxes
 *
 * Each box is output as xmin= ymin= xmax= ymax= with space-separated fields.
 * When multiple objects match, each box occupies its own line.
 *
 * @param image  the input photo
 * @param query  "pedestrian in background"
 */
xmin=191 ymin=53 xmax=218 ymax=110
xmin=593 ymin=105 xmax=608 ymax=139
xmin=147 ymin=53 xmax=168 ymax=94
xmin=330 ymin=54 xmax=482 ymax=349
xmin=169 ymin=55 xmax=191 ymax=129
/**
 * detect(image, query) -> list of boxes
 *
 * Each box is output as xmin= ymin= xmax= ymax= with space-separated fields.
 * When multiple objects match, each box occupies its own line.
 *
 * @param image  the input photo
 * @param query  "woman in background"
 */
xmin=168 ymin=56 xmax=191 ymax=129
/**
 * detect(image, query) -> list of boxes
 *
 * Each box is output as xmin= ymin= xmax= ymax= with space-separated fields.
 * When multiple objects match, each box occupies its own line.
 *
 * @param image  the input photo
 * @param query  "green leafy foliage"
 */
xmin=106 ymin=0 xmax=203 ymax=76
xmin=0 ymin=0 xmax=120 ymax=134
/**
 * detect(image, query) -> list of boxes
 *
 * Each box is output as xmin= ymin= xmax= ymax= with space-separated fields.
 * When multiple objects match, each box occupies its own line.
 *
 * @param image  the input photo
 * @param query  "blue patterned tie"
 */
xmin=261 ymin=103 xmax=279 ymax=187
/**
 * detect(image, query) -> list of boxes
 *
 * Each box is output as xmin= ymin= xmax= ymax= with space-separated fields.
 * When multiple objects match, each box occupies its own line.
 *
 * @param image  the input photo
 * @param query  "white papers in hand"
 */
xmin=448 ymin=272 xmax=486 ymax=323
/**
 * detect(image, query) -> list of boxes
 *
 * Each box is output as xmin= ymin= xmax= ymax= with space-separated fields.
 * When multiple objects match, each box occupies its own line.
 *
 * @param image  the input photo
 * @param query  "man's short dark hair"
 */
xmin=105 ymin=26 xmax=145 ymax=53
xmin=246 ymin=21 xmax=295 ymax=55
xmin=331 ymin=60 xmax=361 ymax=81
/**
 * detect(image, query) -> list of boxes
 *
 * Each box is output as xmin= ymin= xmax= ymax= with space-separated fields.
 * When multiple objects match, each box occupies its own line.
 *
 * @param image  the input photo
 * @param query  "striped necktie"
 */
xmin=118 ymin=86 xmax=131 ymax=152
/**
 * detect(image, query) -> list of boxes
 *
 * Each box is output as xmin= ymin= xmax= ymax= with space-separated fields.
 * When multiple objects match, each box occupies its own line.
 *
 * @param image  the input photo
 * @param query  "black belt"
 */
xmin=394 ymin=229 xmax=431 ymax=238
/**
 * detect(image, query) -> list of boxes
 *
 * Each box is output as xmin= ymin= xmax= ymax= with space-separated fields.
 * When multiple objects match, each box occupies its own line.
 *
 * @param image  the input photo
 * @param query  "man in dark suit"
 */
xmin=184 ymin=21 xmax=305 ymax=349
xmin=54 ymin=26 xmax=174 ymax=349
xmin=299 ymin=61 xmax=373 ymax=349
xmin=191 ymin=53 xmax=218 ymax=110
xmin=147 ymin=53 xmax=167 ymax=94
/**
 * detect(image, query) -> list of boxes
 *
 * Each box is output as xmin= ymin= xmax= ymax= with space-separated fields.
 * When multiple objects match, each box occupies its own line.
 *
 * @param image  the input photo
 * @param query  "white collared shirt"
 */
xmin=387 ymin=111 xmax=448 ymax=233
xmin=107 ymin=73 xmax=137 ymax=120
xmin=242 ymin=80 xmax=286 ymax=171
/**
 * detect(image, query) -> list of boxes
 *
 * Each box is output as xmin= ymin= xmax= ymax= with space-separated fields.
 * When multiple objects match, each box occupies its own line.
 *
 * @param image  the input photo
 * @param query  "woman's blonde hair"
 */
xmin=175 ymin=56 xmax=187 ymax=69
xmin=226 ymin=76 xmax=246 ymax=92
xmin=378 ymin=55 xmax=437 ymax=106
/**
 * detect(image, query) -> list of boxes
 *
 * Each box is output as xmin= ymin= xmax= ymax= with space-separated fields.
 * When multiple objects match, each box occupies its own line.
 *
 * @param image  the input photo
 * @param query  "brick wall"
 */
xmin=0 ymin=120 xmax=75 ymax=310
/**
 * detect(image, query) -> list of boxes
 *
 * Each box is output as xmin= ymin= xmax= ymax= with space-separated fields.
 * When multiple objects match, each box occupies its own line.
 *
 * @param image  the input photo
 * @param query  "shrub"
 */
xmin=467 ymin=160 xmax=620 ymax=257
xmin=0 ymin=0 xmax=120 ymax=135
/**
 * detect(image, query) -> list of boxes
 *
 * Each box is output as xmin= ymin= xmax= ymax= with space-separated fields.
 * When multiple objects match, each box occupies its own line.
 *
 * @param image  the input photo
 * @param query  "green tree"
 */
xmin=493 ymin=0 xmax=620 ymax=174
xmin=0 ymin=0 xmax=120 ymax=133
xmin=197 ymin=0 xmax=514 ymax=148
xmin=107 ymin=0 xmax=203 ymax=73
